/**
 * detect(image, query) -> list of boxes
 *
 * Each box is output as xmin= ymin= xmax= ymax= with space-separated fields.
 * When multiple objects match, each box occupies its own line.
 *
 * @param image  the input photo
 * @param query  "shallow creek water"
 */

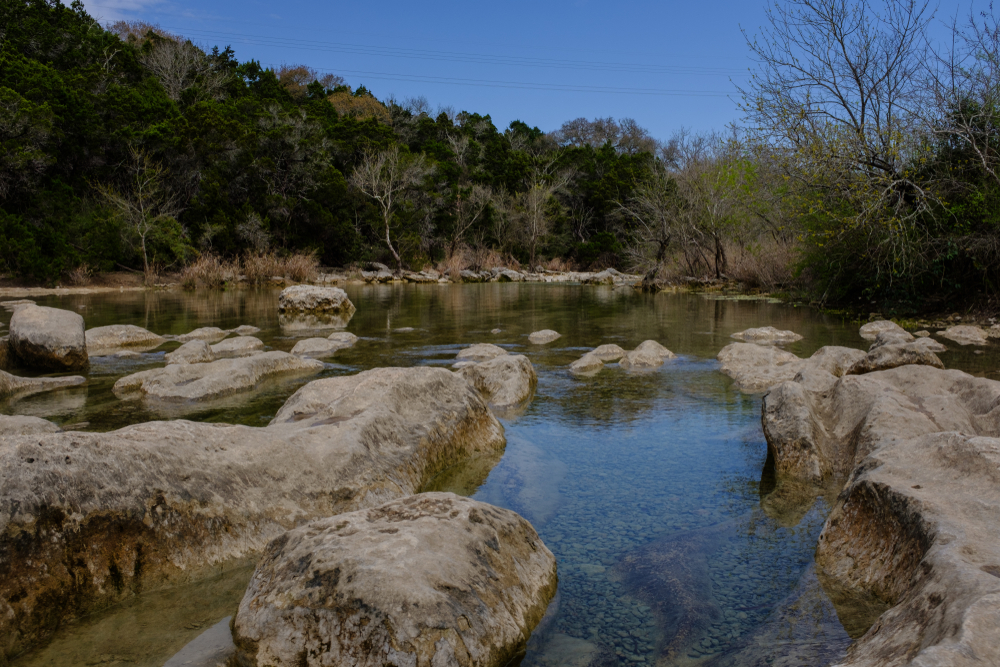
xmin=3 ymin=285 xmax=997 ymax=667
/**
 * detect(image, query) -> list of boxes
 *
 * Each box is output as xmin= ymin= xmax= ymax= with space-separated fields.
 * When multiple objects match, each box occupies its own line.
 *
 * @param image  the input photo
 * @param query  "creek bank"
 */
xmin=230 ymin=493 xmax=557 ymax=667
xmin=760 ymin=360 xmax=1000 ymax=666
xmin=0 ymin=366 xmax=505 ymax=661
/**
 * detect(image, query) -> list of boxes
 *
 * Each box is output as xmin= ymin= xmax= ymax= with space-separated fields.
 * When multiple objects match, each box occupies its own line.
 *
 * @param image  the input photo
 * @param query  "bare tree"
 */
xmin=137 ymin=37 xmax=229 ymax=103
xmin=518 ymin=158 xmax=573 ymax=268
xmin=349 ymin=145 xmax=431 ymax=273
xmin=95 ymin=146 xmax=183 ymax=274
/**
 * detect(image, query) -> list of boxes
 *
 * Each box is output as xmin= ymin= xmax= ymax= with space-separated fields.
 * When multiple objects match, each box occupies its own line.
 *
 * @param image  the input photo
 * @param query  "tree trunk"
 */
xmin=384 ymin=218 xmax=402 ymax=274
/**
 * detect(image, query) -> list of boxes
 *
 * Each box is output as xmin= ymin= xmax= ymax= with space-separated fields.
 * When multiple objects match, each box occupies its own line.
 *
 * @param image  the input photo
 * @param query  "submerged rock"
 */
xmin=859 ymin=320 xmax=906 ymax=341
xmin=277 ymin=285 xmax=356 ymax=316
xmin=9 ymin=305 xmax=88 ymax=371
xmin=619 ymin=340 xmax=676 ymax=370
xmin=730 ymin=326 xmax=803 ymax=344
xmin=456 ymin=342 xmax=508 ymax=363
xmin=230 ymin=493 xmax=557 ymax=667
xmin=0 ymin=366 xmax=505 ymax=659
xmin=459 ymin=354 xmax=537 ymax=409
xmin=115 ymin=351 xmax=323 ymax=401
xmin=85 ymin=324 xmax=165 ymax=356
xmin=0 ymin=414 xmax=61 ymax=435
xmin=590 ymin=343 xmax=626 ymax=362
xmin=0 ymin=369 xmax=86 ymax=400
xmin=762 ymin=363 xmax=1000 ymax=665
xmin=529 ymin=329 xmax=562 ymax=344
xmin=938 ymin=324 xmax=989 ymax=345
xmin=569 ymin=352 xmax=604 ymax=375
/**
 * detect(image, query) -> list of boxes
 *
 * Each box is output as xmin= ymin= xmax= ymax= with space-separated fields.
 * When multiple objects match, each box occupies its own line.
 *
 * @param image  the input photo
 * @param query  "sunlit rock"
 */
xmin=9 ymin=305 xmax=88 ymax=371
xmin=569 ymin=352 xmax=603 ymax=375
xmin=589 ymin=343 xmax=626 ymax=362
xmin=529 ymin=329 xmax=562 ymax=344
xmin=730 ymin=326 xmax=803 ymax=344
xmin=0 ymin=369 xmax=85 ymax=400
xmin=858 ymin=320 xmax=907 ymax=341
xmin=456 ymin=342 xmax=508 ymax=364
xmin=619 ymin=340 xmax=676 ymax=369
xmin=0 ymin=414 xmax=61 ymax=435
xmin=210 ymin=336 xmax=265 ymax=359
xmin=718 ymin=343 xmax=864 ymax=393
xmin=459 ymin=354 xmax=537 ymax=409
xmin=277 ymin=285 xmax=356 ymax=316
xmin=174 ymin=326 xmax=229 ymax=343
xmin=164 ymin=339 xmax=214 ymax=365
xmin=230 ymin=493 xmax=556 ymax=667
xmin=85 ymin=324 xmax=165 ymax=356
xmin=938 ymin=324 xmax=988 ymax=345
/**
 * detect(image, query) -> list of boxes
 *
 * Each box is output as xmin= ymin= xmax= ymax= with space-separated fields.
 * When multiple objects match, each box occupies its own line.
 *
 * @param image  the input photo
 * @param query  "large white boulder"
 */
xmin=277 ymin=285 xmax=356 ymax=315
xmin=9 ymin=305 xmax=88 ymax=371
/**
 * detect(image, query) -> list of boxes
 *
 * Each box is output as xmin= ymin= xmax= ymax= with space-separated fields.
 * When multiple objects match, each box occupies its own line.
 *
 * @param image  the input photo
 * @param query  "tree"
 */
xmin=518 ymin=157 xmax=573 ymax=268
xmin=95 ymin=146 xmax=183 ymax=275
xmin=349 ymin=145 xmax=431 ymax=273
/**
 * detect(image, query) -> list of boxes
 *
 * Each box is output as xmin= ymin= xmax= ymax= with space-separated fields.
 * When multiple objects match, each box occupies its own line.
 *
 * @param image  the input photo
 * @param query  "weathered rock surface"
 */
xmin=528 ymin=329 xmax=562 ymax=344
xmin=230 ymin=493 xmax=557 ymax=667
xmin=619 ymin=340 xmax=676 ymax=370
xmin=581 ymin=268 xmax=623 ymax=285
xmin=938 ymin=324 xmax=989 ymax=346
xmin=9 ymin=305 xmax=88 ymax=371
xmin=0 ymin=369 xmax=86 ymax=399
xmin=718 ymin=343 xmax=865 ymax=393
xmin=762 ymin=363 xmax=1000 ymax=666
xmin=290 ymin=337 xmax=349 ymax=358
xmin=859 ymin=320 xmax=907 ymax=341
xmin=0 ymin=366 xmax=505 ymax=660
xmin=569 ymin=352 xmax=603 ymax=375
xmin=174 ymin=326 xmax=229 ymax=343
xmin=0 ymin=414 xmax=61 ymax=435
xmin=164 ymin=339 xmax=215 ymax=365
xmin=210 ymin=335 xmax=265 ymax=359
xmin=590 ymin=343 xmax=626 ymax=362
xmin=730 ymin=326 xmax=803 ymax=343
xmin=456 ymin=343 xmax=509 ymax=363
xmin=85 ymin=324 xmax=165 ymax=356
xmin=326 ymin=331 xmax=358 ymax=346
xmin=115 ymin=351 xmax=323 ymax=401
xmin=459 ymin=354 xmax=537 ymax=409
xmin=232 ymin=325 xmax=261 ymax=336
xmin=844 ymin=340 xmax=944 ymax=376
xmin=277 ymin=285 xmax=356 ymax=316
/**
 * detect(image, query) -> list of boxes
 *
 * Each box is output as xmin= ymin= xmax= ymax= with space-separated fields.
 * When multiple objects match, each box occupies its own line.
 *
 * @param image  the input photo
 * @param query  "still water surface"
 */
xmin=3 ymin=285 xmax=994 ymax=666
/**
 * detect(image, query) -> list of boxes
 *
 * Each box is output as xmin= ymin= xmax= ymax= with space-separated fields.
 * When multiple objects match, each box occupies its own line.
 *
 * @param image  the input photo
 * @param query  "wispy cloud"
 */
xmin=81 ymin=0 xmax=168 ymax=24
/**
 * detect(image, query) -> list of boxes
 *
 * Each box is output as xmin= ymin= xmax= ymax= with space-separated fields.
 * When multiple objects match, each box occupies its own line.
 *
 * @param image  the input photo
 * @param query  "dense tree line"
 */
xmin=4 ymin=0 xmax=1000 ymax=313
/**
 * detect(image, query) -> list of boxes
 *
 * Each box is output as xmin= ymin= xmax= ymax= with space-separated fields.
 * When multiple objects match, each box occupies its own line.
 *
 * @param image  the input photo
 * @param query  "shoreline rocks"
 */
xmin=761 ymin=361 xmax=1000 ymax=665
xmin=230 ymin=493 xmax=557 ymax=667
xmin=938 ymin=324 xmax=989 ymax=346
xmin=0 ymin=366 xmax=506 ymax=660
xmin=9 ymin=305 xmax=88 ymax=371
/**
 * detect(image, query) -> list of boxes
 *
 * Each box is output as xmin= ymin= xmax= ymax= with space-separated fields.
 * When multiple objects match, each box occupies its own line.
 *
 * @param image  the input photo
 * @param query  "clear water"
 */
xmin=3 ymin=285 xmax=995 ymax=667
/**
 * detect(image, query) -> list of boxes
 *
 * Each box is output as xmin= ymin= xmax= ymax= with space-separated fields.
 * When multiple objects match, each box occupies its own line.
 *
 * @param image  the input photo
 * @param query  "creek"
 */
xmin=3 ymin=284 xmax=995 ymax=667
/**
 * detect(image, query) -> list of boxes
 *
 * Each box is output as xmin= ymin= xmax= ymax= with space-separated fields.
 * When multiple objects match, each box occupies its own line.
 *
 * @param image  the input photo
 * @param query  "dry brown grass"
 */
xmin=282 ymin=252 xmax=319 ymax=283
xmin=181 ymin=252 xmax=319 ymax=289
xmin=544 ymin=257 xmax=575 ymax=272
xmin=726 ymin=239 xmax=798 ymax=289
xmin=67 ymin=264 xmax=92 ymax=286
xmin=241 ymin=253 xmax=283 ymax=285
xmin=180 ymin=254 xmax=236 ymax=289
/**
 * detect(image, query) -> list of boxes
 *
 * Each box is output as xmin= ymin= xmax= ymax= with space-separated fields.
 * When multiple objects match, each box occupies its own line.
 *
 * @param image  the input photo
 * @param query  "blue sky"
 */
xmin=81 ymin=0 xmax=984 ymax=141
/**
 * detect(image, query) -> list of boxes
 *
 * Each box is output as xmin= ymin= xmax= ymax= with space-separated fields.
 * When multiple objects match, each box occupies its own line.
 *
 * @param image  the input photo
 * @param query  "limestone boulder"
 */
xmin=85 ymin=324 xmax=165 ymax=356
xmin=620 ymin=340 xmax=676 ymax=370
xmin=844 ymin=340 xmax=945 ymax=376
xmin=859 ymin=320 xmax=907 ymax=341
xmin=938 ymin=324 xmax=989 ymax=346
xmin=459 ymin=354 xmax=537 ymax=409
xmin=277 ymin=285 xmax=356 ymax=316
xmin=164 ymin=339 xmax=214 ymax=365
xmin=0 ymin=367 xmax=505 ymax=659
xmin=114 ymin=351 xmax=323 ymax=401
xmin=730 ymin=326 xmax=803 ymax=343
xmin=210 ymin=336 xmax=265 ymax=359
xmin=718 ymin=343 xmax=865 ymax=393
xmin=582 ymin=268 xmax=622 ymax=285
xmin=494 ymin=268 xmax=526 ymax=282
xmin=326 ymin=331 xmax=359 ymax=346
xmin=290 ymin=336 xmax=351 ymax=358
xmin=590 ymin=343 xmax=626 ymax=362
xmin=232 ymin=325 xmax=261 ymax=336
xmin=230 ymin=493 xmax=557 ymax=667
xmin=174 ymin=326 xmax=229 ymax=343
xmin=0 ymin=369 xmax=85 ymax=399
xmin=9 ymin=305 xmax=88 ymax=371
xmin=456 ymin=343 xmax=508 ymax=363
xmin=761 ymin=364 xmax=1000 ymax=666
xmin=0 ymin=415 xmax=61 ymax=435
xmin=528 ymin=329 xmax=561 ymax=344
xmin=569 ymin=352 xmax=603 ymax=375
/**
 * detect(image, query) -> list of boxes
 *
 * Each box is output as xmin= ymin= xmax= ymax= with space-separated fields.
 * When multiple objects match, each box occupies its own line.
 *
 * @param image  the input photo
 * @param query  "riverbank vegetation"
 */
xmin=2 ymin=0 xmax=1000 ymax=313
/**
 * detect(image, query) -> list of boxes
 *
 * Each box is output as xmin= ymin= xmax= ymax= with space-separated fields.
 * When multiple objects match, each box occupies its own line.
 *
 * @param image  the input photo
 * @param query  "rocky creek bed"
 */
xmin=2 ymin=286 xmax=1000 ymax=667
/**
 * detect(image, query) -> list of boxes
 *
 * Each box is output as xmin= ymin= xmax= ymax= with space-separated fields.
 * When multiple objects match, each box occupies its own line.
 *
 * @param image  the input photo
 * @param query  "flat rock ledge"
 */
xmin=86 ymin=324 xmax=166 ymax=356
xmin=0 ymin=366 xmax=505 ymax=660
xmin=0 ymin=369 xmax=85 ymax=400
xmin=231 ymin=493 xmax=557 ymax=667
xmin=730 ymin=326 xmax=803 ymax=343
xmin=761 ymin=361 xmax=1000 ymax=666
xmin=165 ymin=337 xmax=268 ymax=365
xmin=115 ymin=351 xmax=322 ymax=402
xmin=458 ymin=354 xmax=537 ymax=410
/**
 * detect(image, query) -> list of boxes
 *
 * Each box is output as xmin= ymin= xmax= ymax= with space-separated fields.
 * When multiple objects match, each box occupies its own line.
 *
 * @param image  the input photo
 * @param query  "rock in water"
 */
xmin=174 ymin=326 xmax=230 ymax=343
xmin=0 ymin=415 xmax=61 ymax=435
xmin=858 ymin=320 xmax=907 ymax=341
xmin=9 ymin=305 xmax=88 ymax=371
xmin=210 ymin=336 xmax=265 ymax=359
xmin=938 ymin=324 xmax=989 ymax=345
xmin=230 ymin=493 xmax=557 ymax=667
xmin=844 ymin=340 xmax=944 ymax=375
xmin=729 ymin=326 xmax=803 ymax=343
xmin=232 ymin=325 xmax=261 ymax=336
xmin=0 ymin=367 xmax=505 ymax=659
xmin=762 ymin=363 xmax=1000 ymax=665
xmin=114 ymin=351 xmax=323 ymax=401
xmin=569 ymin=352 xmax=604 ymax=375
xmin=164 ymin=339 xmax=214 ymax=365
xmin=619 ymin=340 xmax=675 ymax=369
xmin=718 ymin=343 xmax=865 ymax=393
xmin=459 ymin=354 xmax=537 ymax=408
xmin=456 ymin=342 xmax=509 ymax=363
xmin=85 ymin=324 xmax=165 ymax=356
xmin=0 ymin=369 xmax=85 ymax=399
xmin=590 ymin=343 xmax=626 ymax=362
xmin=277 ymin=285 xmax=356 ymax=315
xmin=291 ymin=335 xmax=355 ymax=358
xmin=528 ymin=329 xmax=562 ymax=344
